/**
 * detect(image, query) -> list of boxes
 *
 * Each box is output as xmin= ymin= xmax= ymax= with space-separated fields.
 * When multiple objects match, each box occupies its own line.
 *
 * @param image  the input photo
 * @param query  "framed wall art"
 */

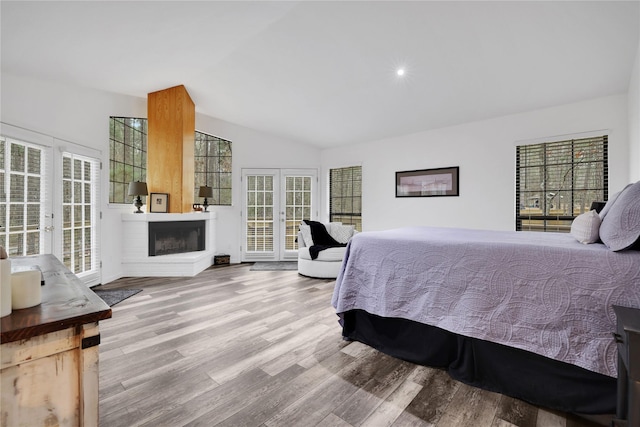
xmin=149 ymin=193 xmax=169 ymax=213
xmin=396 ymin=166 xmax=459 ymax=198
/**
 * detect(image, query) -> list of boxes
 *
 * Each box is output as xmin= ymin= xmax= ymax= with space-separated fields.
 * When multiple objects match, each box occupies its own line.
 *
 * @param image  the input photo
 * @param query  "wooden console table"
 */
xmin=1 ymin=254 xmax=111 ymax=426
xmin=613 ymin=305 xmax=640 ymax=427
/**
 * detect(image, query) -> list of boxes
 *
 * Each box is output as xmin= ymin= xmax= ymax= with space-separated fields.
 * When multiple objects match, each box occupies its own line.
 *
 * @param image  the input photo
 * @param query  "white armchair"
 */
xmin=297 ymin=221 xmax=357 ymax=279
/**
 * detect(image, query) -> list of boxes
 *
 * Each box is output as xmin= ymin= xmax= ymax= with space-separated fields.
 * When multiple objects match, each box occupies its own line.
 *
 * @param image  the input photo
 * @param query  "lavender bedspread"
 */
xmin=332 ymin=227 xmax=640 ymax=377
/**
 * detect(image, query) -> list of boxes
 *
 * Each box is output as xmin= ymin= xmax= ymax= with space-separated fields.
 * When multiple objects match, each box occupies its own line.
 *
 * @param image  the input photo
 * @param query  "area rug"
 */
xmin=93 ymin=289 xmax=142 ymax=307
xmin=250 ymin=261 xmax=298 ymax=271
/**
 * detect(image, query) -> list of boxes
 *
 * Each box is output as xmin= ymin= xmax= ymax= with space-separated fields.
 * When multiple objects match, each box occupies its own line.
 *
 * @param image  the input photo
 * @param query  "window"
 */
xmin=109 ymin=122 xmax=233 ymax=206
xmin=0 ymin=137 xmax=47 ymax=256
xmin=194 ymin=131 xmax=232 ymax=206
xmin=109 ymin=117 xmax=147 ymax=204
xmin=330 ymin=166 xmax=362 ymax=231
xmin=516 ymin=135 xmax=608 ymax=232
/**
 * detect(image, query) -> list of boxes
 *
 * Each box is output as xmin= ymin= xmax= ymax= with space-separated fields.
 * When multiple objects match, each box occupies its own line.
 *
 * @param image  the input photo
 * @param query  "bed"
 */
xmin=331 ymin=184 xmax=640 ymax=414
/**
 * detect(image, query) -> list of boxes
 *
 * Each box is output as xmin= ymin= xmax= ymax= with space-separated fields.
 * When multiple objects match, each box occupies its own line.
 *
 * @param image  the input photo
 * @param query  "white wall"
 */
xmin=321 ymin=94 xmax=630 ymax=232
xmin=629 ymin=42 xmax=640 ymax=182
xmin=1 ymin=73 xmax=320 ymax=284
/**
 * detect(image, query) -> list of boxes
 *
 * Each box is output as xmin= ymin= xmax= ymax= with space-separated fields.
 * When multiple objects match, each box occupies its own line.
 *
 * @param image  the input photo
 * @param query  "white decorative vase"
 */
xmin=0 ymin=258 xmax=11 ymax=317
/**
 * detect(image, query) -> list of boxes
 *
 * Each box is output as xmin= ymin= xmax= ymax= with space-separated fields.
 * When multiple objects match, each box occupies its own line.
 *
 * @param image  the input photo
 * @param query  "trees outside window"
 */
xmin=109 ymin=117 xmax=147 ymax=204
xmin=194 ymin=131 xmax=232 ymax=206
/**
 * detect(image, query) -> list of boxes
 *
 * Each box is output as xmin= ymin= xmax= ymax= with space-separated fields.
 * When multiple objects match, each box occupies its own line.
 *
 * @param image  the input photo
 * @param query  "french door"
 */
xmin=1 ymin=127 xmax=101 ymax=286
xmin=242 ymin=168 xmax=317 ymax=262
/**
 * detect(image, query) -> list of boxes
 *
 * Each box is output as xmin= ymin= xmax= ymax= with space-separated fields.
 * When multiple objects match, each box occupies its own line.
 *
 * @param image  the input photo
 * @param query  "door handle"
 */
xmin=43 ymin=226 xmax=55 ymax=232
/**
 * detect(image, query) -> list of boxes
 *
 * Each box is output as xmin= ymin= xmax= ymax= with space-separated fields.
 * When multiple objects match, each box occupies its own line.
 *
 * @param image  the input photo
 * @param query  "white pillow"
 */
xmin=599 ymin=180 xmax=640 ymax=251
xmin=599 ymin=183 xmax=632 ymax=220
xmin=299 ymin=222 xmax=314 ymax=246
xmin=570 ymin=210 xmax=601 ymax=244
xmin=327 ymin=223 xmax=355 ymax=244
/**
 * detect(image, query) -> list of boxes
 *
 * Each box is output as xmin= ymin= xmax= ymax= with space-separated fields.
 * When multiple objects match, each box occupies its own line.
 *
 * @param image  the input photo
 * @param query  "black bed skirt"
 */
xmin=341 ymin=309 xmax=616 ymax=414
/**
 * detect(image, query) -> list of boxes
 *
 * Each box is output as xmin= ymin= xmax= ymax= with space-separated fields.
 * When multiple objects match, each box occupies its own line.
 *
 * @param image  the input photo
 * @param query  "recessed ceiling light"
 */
xmin=397 ymin=68 xmax=405 ymax=76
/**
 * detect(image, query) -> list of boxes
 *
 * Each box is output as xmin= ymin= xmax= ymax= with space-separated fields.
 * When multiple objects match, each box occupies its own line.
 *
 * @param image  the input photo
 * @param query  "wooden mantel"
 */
xmin=147 ymin=85 xmax=195 ymax=214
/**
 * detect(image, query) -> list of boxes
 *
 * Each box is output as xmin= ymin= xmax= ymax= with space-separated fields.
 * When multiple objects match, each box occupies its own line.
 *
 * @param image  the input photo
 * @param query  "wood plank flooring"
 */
xmin=97 ymin=264 xmax=612 ymax=427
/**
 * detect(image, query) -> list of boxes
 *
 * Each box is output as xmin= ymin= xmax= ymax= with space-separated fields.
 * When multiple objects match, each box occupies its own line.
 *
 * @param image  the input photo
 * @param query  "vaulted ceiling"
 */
xmin=2 ymin=1 xmax=638 ymax=148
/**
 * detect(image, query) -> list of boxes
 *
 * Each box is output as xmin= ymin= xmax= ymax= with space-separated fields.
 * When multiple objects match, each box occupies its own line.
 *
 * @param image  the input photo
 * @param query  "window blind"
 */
xmin=329 ymin=166 xmax=362 ymax=231
xmin=515 ymin=135 xmax=608 ymax=232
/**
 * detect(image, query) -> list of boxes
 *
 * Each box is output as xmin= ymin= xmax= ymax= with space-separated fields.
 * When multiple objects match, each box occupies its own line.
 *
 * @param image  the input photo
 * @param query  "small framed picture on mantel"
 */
xmin=396 ymin=166 xmax=459 ymax=197
xmin=149 ymin=193 xmax=169 ymax=213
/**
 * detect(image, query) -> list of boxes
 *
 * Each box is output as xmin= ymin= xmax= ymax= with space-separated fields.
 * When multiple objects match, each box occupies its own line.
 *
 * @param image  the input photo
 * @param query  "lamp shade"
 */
xmin=198 ymin=186 xmax=213 ymax=198
xmin=128 ymin=181 xmax=148 ymax=196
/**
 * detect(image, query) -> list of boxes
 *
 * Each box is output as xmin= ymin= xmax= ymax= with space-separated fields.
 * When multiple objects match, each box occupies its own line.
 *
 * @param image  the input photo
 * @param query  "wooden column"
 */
xmin=147 ymin=85 xmax=195 ymax=214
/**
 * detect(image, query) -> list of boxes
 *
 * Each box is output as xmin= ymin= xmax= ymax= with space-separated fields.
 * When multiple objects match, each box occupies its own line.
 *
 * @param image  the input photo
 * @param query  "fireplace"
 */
xmin=122 ymin=212 xmax=216 ymax=277
xmin=148 ymin=220 xmax=206 ymax=256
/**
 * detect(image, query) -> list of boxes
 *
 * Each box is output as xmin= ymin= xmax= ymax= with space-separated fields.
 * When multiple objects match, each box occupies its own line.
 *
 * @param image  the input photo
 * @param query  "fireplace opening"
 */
xmin=148 ymin=221 xmax=206 ymax=256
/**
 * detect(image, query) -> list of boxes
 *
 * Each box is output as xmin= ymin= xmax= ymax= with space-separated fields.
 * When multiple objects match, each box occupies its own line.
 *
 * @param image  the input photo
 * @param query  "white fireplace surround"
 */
xmin=121 ymin=212 xmax=217 ymax=277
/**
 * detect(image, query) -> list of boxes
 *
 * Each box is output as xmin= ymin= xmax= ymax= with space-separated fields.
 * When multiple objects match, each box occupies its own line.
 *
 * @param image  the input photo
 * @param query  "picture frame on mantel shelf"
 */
xmin=149 ymin=193 xmax=169 ymax=213
xmin=396 ymin=166 xmax=459 ymax=197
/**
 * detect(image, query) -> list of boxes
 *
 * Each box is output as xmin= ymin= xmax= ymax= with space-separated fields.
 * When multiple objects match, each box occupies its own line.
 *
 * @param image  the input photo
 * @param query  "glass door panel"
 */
xmin=61 ymin=153 xmax=100 ymax=284
xmin=0 ymin=137 xmax=52 ymax=256
xmin=282 ymin=174 xmax=313 ymax=259
xmin=244 ymin=171 xmax=277 ymax=260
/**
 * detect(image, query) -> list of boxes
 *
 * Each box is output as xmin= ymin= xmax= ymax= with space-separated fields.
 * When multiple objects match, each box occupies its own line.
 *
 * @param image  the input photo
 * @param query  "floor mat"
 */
xmin=250 ymin=262 xmax=298 ymax=271
xmin=93 ymin=289 xmax=142 ymax=307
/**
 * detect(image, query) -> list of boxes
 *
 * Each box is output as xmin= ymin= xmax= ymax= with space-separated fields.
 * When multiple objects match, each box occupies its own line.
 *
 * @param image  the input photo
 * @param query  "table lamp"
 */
xmin=128 ymin=181 xmax=148 ymax=213
xmin=198 ymin=186 xmax=213 ymax=212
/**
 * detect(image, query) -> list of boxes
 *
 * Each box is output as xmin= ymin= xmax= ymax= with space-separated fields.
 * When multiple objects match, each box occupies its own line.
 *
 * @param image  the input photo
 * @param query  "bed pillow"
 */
xmin=570 ymin=210 xmax=601 ymax=244
xmin=327 ymin=223 xmax=355 ymax=244
xmin=599 ymin=180 xmax=640 ymax=251
xmin=299 ymin=222 xmax=314 ymax=247
xmin=599 ymin=183 xmax=632 ymax=220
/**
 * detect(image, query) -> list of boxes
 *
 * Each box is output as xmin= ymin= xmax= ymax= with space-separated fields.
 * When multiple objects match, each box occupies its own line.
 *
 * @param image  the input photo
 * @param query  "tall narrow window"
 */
xmin=109 ymin=117 xmax=147 ymax=204
xmin=330 ymin=166 xmax=362 ymax=231
xmin=62 ymin=153 xmax=100 ymax=278
xmin=0 ymin=137 xmax=46 ymax=256
xmin=516 ymin=135 xmax=608 ymax=232
xmin=194 ymin=131 xmax=232 ymax=206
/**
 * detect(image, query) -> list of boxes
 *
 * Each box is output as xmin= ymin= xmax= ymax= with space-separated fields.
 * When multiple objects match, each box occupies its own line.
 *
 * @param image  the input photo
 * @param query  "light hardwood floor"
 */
xmin=97 ymin=264 xmax=611 ymax=427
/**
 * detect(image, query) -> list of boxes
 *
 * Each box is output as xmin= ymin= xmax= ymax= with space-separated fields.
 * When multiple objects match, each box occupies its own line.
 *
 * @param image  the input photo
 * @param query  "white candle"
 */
xmin=0 ymin=259 xmax=11 ymax=317
xmin=11 ymin=270 xmax=42 ymax=310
